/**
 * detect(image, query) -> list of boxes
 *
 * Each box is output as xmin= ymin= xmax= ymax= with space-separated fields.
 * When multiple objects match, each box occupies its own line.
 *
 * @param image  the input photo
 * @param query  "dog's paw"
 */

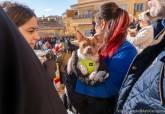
xmin=77 ymin=62 xmax=88 ymax=75
xmin=89 ymin=71 xmax=97 ymax=80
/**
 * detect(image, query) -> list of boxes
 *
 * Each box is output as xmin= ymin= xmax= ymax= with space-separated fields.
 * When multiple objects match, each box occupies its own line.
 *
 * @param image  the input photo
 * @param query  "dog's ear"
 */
xmin=76 ymin=30 xmax=85 ymax=42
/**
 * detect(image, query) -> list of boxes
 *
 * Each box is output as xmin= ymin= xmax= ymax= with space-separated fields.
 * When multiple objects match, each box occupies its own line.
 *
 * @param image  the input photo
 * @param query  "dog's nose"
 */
xmin=87 ymin=47 xmax=92 ymax=53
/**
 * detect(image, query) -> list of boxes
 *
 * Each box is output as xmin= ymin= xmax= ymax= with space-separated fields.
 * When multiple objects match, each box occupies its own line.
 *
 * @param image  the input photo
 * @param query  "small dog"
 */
xmin=67 ymin=31 xmax=109 ymax=83
xmin=64 ymin=31 xmax=109 ymax=111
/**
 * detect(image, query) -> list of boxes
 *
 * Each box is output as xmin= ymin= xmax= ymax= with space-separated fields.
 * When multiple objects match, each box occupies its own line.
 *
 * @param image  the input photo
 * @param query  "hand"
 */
xmin=67 ymin=51 xmax=76 ymax=75
xmin=89 ymin=71 xmax=109 ymax=82
xmin=94 ymin=71 xmax=106 ymax=82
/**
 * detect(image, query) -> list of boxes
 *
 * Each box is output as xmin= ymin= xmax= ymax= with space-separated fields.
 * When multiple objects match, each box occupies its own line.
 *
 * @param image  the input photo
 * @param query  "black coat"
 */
xmin=0 ymin=8 xmax=67 ymax=114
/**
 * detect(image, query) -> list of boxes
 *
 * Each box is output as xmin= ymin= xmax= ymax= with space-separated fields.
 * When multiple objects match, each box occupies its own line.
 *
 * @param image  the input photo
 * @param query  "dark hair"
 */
xmin=96 ymin=2 xmax=119 ymax=21
xmin=96 ymin=2 xmax=130 ymax=57
xmin=1 ymin=1 xmax=36 ymax=27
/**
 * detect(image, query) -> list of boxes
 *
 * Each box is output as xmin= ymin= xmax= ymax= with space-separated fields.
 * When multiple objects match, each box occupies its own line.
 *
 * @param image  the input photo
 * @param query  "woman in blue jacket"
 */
xmin=65 ymin=2 xmax=137 ymax=114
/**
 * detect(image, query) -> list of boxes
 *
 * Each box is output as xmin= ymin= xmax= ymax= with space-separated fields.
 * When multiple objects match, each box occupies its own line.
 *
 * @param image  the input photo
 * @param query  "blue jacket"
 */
xmin=116 ymin=19 xmax=165 ymax=114
xmin=75 ymin=40 xmax=137 ymax=98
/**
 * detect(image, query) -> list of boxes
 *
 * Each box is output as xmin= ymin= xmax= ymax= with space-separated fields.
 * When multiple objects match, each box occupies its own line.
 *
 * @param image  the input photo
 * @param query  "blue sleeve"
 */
xmin=105 ymin=42 xmax=137 ymax=95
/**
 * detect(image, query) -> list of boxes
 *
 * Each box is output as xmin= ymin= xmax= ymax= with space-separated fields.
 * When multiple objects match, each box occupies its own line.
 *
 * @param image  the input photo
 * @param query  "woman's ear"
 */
xmin=100 ymin=19 xmax=107 ymax=30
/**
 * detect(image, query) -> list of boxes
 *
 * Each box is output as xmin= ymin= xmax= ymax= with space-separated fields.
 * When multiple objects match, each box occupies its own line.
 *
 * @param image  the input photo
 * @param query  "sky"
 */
xmin=0 ymin=0 xmax=77 ymax=17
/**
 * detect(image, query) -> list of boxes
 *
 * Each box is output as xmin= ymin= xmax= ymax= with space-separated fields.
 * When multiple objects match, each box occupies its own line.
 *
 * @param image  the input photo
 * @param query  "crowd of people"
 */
xmin=0 ymin=0 xmax=165 ymax=114
xmin=34 ymin=35 xmax=78 ymax=85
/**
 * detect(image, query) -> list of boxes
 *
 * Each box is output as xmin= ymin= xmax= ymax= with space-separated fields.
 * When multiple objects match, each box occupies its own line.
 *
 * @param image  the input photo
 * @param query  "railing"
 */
xmin=72 ymin=17 xmax=93 ymax=25
xmin=72 ymin=15 xmax=93 ymax=19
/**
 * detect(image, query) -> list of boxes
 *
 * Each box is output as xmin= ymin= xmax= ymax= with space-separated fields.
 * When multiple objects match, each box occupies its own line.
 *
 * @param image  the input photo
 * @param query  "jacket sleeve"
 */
xmin=132 ymin=26 xmax=153 ymax=46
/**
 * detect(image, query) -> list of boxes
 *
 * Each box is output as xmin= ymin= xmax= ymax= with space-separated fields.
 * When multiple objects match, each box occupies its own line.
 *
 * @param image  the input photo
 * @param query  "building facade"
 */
xmin=38 ymin=16 xmax=64 ymax=38
xmin=63 ymin=0 xmax=147 ymax=35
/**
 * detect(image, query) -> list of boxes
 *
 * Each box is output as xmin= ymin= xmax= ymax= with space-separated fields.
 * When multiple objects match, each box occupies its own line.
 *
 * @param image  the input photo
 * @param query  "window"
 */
xmin=134 ymin=3 xmax=144 ymax=12
xmin=75 ymin=11 xmax=78 ymax=16
xmin=84 ymin=10 xmax=93 ymax=18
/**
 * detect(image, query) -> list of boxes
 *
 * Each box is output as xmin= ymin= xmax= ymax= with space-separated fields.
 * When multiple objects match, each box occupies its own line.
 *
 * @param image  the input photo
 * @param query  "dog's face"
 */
xmin=76 ymin=31 xmax=100 ymax=58
xmin=79 ymin=39 xmax=98 ymax=57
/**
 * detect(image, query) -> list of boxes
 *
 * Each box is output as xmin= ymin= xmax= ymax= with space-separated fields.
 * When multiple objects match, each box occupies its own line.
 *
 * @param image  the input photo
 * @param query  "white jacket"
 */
xmin=128 ymin=25 xmax=154 ymax=53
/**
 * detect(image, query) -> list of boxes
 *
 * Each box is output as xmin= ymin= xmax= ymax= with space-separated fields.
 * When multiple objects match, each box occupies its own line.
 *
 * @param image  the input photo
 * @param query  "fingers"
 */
xmin=94 ymin=71 xmax=106 ymax=81
xmin=104 ymin=73 xmax=109 ymax=79
xmin=71 ymin=51 xmax=76 ymax=57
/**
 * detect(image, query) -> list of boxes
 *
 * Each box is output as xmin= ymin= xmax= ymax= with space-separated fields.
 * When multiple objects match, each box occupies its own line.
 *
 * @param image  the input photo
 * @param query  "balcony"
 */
xmin=72 ymin=15 xmax=93 ymax=26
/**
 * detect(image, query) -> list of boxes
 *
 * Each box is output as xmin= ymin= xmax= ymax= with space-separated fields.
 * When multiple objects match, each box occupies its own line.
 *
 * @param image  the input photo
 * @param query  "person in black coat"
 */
xmin=0 ymin=7 xmax=67 ymax=114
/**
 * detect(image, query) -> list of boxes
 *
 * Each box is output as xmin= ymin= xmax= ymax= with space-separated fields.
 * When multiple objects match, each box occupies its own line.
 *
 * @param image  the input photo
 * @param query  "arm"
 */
xmin=132 ymin=26 xmax=154 ymax=45
xmin=104 ymin=42 xmax=137 ymax=96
